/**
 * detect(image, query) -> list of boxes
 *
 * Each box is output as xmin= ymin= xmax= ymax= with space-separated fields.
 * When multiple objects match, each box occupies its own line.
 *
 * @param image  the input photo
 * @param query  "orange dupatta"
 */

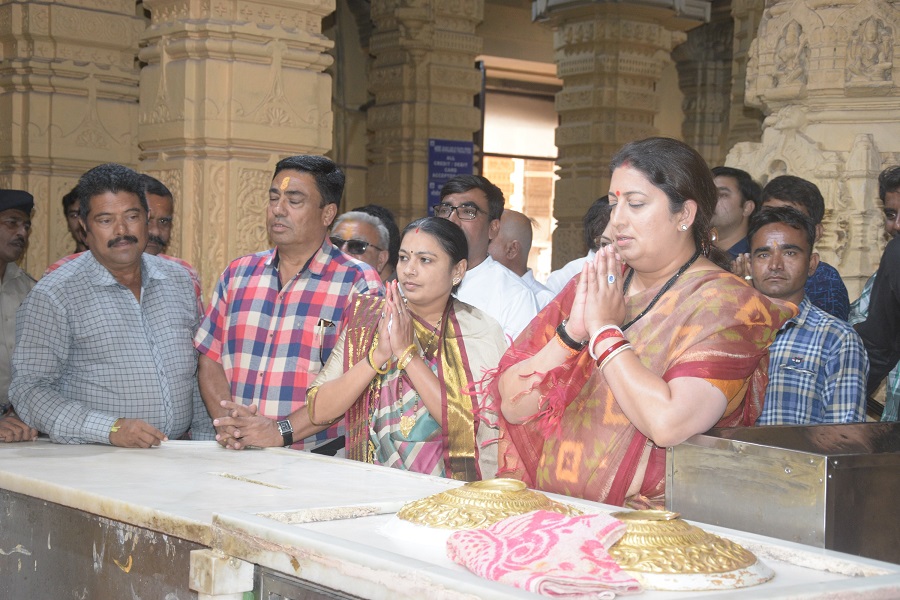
xmin=489 ymin=269 xmax=796 ymax=506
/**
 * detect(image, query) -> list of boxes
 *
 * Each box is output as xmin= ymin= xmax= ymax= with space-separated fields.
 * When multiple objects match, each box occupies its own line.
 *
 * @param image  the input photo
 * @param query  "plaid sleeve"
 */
xmin=194 ymin=268 xmax=230 ymax=361
xmin=823 ymin=329 xmax=869 ymax=423
xmin=354 ymin=262 xmax=384 ymax=296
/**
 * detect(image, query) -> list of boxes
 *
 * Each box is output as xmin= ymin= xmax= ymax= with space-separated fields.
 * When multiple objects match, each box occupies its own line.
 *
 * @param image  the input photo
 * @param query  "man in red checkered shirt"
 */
xmin=194 ymin=156 xmax=382 ymax=455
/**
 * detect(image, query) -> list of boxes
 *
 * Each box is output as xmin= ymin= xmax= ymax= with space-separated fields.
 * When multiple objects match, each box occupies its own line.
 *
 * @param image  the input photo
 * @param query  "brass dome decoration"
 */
xmin=397 ymin=478 xmax=581 ymax=530
xmin=608 ymin=510 xmax=774 ymax=591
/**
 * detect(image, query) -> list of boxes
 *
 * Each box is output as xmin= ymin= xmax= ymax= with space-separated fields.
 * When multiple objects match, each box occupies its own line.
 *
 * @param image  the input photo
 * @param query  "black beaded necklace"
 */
xmin=621 ymin=249 xmax=701 ymax=331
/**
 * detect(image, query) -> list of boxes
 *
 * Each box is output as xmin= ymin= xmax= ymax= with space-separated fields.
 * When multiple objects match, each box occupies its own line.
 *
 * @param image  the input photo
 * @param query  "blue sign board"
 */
xmin=427 ymin=139 xmax=474 ymax=214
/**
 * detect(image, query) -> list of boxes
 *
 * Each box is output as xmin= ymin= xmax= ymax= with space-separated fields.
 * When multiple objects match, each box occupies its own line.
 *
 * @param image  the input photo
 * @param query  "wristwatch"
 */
xmin=276 ymin=419 xmax=294 ymax=447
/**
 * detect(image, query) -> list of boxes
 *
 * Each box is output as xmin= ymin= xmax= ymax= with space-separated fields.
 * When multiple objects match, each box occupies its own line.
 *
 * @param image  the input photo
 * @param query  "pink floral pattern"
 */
xmin=447 ymin=510 xmax=641 ymax=598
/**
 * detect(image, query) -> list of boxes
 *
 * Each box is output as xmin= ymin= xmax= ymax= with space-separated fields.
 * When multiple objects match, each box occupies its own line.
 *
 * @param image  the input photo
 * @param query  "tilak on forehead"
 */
xmin=279 ymin=176 xmax=290 ymax=191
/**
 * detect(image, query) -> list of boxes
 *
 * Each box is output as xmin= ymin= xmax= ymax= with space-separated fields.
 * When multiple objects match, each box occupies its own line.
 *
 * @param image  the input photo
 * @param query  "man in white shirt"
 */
xmin=545 ymin=197 xmax=611 ymax=294
xmin=489 ymin=209 xmax=555 ymax=309
xmin=435 ymin=176 xmax=539 ymax=341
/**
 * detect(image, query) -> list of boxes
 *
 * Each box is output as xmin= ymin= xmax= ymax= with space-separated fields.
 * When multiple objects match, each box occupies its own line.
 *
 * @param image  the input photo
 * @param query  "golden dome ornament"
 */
xmin=608 ymin=510 xmax=774 ymax=591
xmin=397 ymin=479 xmax=581 ymax=530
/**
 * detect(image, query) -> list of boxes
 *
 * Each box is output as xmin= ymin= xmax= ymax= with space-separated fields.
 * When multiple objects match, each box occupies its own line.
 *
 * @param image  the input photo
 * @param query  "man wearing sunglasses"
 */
xmin=436 ymin=175 xmax=539 ymax=341
xmin=329 ymin=212 xmax=391 ymax=280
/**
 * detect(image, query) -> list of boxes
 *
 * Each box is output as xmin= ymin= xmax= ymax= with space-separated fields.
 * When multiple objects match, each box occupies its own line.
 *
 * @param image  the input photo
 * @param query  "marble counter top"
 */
xmin=1 ymin=440 xmax=899 ymax=599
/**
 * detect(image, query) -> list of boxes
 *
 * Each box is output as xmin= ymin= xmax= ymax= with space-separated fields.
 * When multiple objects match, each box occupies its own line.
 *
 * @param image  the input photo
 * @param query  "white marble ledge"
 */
xmin=2 ymin=439 xmax=900 ymax=600
xmin=213 ymin=504 xmax=900 ymax=600
xmin=0 ymin=439 xmax=459 ymax=545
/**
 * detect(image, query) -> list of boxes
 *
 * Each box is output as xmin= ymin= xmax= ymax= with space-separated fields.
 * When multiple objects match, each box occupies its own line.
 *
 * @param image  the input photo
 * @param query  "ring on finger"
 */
xmin=607 ymin=274 xmax=616 ymax=285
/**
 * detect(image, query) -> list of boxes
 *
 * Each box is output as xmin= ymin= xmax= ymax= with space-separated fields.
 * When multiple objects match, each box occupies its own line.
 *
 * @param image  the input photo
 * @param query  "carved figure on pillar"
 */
xmin=846 ymin=18 xmax=892 ymax=83
xmin=773 ymin=21 xmax=808 ymax=88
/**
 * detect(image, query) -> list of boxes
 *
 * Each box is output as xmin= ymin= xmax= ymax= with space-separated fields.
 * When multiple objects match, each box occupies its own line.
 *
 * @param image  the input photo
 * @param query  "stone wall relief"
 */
xmin=235 ymin=168 xmax=271 ymax=257
xmin=63 ymin=77 xmax=117 ymax=153
xmin=234 ymin=41 xmax=318 ymax=128
xmin=845 ymin=16 xmax=893 ymax=91
xmin=772 ymin=20 xmax=808 ymax=88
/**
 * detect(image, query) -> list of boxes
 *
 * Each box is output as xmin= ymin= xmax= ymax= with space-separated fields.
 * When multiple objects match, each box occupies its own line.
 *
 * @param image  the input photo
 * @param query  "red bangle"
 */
xmin=595 ymin=339 xmax=630 ymax=369
xmin=588 ymin=326 xmax=625 ymax=359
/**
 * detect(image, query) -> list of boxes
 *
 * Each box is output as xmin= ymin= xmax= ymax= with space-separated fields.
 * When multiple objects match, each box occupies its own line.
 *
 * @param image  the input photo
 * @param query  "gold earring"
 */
xmin=453 ymin=277 xmax=460 ymax=285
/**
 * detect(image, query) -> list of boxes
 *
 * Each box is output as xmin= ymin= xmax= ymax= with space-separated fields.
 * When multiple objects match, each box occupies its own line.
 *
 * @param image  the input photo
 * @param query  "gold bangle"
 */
xmin=397 ymin=344 xmax=418 ymax=371
xmin=110 ymin=418 xmax=122 ymax=433
xmin=368 ymin=344 xmax=390 ymax=374
xmin=306 ymin=386 xmax=340 ymax=427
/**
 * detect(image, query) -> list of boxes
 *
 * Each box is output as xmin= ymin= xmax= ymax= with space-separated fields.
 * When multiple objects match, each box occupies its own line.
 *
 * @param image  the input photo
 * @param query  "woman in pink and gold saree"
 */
xmin=491 ymin=138 xmax=796 ymax=507
xmin=307 ymin=217 xmax=506 ymax=481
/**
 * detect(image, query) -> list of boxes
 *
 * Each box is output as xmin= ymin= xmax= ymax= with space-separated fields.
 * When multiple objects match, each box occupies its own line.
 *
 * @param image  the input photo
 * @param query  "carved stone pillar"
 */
xmin=725 ymin=0 xmax=765 ymax=150
xmin=0 ymin=0 xmax=143 ymax=277
xmin=729 ymin=0 xmax=900 ymax=296
xmin=366 ymin=0 xmax=484 ymax=226
xmin=673 ymin=1 xmax=733 ymax=166
xmin=139 ymin=0 xmax=335 ymax=294
xmin=537 ymin=2 xmax=709 ymax=269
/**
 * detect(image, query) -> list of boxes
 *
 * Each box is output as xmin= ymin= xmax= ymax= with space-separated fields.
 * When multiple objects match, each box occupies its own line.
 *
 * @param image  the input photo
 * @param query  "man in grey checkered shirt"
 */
xmin=9 ymin=164 xmax=214 ymax=447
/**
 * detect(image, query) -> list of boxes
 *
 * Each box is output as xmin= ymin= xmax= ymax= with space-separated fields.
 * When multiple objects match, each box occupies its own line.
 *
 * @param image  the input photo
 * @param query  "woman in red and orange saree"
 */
xmin=490 ymin=138 xmax=796 ymax=507
xmin=307 ymin=218 xmax=506 ymax=481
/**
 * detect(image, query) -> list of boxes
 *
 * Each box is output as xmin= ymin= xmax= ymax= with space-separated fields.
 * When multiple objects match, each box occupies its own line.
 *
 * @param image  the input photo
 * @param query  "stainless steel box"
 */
xmin=666 ymin=422 xmax=900 ymax=564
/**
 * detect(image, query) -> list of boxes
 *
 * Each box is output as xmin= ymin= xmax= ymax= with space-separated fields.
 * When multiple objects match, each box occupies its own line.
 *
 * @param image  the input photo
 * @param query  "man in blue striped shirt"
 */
xmin=748 ymin=206 xmax=868 ymax=425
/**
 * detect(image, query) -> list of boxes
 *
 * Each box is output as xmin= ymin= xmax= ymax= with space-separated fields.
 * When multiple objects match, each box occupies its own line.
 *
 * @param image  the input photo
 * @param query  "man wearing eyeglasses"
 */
xmin=436 ymin=175 xmax=539 ymax=341
xmin=195 ymin=156 xmax=382 ymax=454
xmin=329 ymin=211 xmax=391 ymax=280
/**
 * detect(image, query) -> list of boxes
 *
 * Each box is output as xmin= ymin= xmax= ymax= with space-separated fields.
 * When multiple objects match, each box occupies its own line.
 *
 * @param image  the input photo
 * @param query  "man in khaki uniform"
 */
xmin=0 ymin=189 xmax=37 ymax=442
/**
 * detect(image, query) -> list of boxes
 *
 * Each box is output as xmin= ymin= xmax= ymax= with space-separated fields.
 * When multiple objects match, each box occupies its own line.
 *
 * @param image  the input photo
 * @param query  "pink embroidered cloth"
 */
xmin=446 ymin=510 xmax=642 ymax=599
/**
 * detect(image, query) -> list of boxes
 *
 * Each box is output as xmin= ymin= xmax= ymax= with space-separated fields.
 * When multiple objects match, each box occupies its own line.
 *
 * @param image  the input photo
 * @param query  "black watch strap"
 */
xmin=556 ymin=319 xmax=587 ymax=351
xmin=277 ymin=419 xmax=294 ymax=447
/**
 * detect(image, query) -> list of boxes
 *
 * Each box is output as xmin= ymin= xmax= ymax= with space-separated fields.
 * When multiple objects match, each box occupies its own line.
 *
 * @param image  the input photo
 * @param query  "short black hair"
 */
xmin=351 ymin=204 xmax=400 ymax=269
xmin=62 ymin=186 xmax=79 ymax=212
xmin=139 ymin=174 xmax=174 ymax=201
xmin=402 ymin=217 xmax=468 ymax=292
xmin=748 ymin=205 xmax=816 ymax=252
xmin=439 ymin=175 xmax=505 ymax=221
xmin=583 ymin=197 xmax=611 ymax=251
xmin=878 ymin=166 xmax=900 ymax=202
xmin=712 ymin=166 xmax=762 ymax=210
xmin=273 ymin=155 xmax=345 ymax=207
xmin=75 ymin=163 xmax=148 ymax=219
xmin=761 ymin=175 xmax=825 ymax=224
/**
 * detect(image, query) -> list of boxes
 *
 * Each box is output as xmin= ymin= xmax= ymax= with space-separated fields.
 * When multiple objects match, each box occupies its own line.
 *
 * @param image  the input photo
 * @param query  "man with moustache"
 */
xmin=0 ymin=190 xmax=38 ymax=443
xmin=10 ymin=164 xmax=214 ymax=446
xmin=47 ymin=175 xmax=202 ymax=308
xmin=852 ymin=165 xmax=900 ymax=420
xmin=748 ymin=206 xmax=867 ymax=425
xmin=195 ymin=155 xmax=381 ymax=454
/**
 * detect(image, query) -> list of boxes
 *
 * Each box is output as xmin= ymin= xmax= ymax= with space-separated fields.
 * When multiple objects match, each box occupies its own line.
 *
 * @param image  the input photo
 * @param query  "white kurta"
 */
xmin=456 ymin=256 xmax=539 ymax=342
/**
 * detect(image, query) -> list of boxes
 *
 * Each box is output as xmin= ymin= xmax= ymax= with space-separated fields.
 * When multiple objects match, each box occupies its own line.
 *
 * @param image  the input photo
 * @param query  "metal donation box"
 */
xmin=666 ymin=422 xmax=900 ymax=564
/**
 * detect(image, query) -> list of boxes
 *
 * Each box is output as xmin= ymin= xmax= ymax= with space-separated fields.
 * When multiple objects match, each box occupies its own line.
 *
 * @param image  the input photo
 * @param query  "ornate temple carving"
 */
xmin=673 ymin=3 xmax=734 ymax=166
xmin=0 ymin=0 xmax=143 ymax=276
xmin=537 ymin=2 xmax=707 ymax=269
xmin=732 ymin=0 xmax=900 ymax=296
xmin=366 ymin=0 xmax=484 ymax=227
xmin=138 ymin=0 xmax=336 ymax=294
